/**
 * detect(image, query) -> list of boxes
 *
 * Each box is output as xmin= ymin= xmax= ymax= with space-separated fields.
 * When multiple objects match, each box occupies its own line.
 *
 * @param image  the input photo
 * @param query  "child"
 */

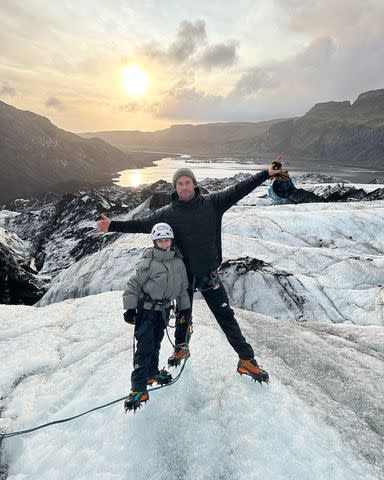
xmin=122 ymin=222 xmax=190 ymax=412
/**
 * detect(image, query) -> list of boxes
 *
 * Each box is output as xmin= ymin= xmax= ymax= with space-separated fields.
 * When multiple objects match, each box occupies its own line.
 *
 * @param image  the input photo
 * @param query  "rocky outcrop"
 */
xmin=352 ymin=89 xmax=384 ymax=114
xmin=3 ymin=181 xmax=175 ymax=277
xmin=0 ymin=228 xmax=46 ymax=304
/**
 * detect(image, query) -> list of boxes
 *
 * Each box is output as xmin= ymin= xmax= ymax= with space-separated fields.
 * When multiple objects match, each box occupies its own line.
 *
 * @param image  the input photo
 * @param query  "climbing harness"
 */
xmin=194 ymin=270 xmax=221 ymax=293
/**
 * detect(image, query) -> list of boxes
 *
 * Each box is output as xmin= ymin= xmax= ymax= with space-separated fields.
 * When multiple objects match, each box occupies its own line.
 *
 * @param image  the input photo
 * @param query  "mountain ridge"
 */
xmin=0 ymin=101 xmax=138 ymax=201
xmin=81 ymin=88 xmax=384 ymax=168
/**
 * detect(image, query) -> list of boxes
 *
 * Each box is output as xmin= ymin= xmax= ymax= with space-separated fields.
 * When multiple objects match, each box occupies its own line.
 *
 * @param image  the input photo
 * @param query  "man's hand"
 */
xmin=124 ymin=309 xmax=137 ymax=324
xmin=96 ymin=213 xmax=111 ymax=233
xmin=272 ymin=171 xmax=291 ymax=182
xmin=268 ymin=155 xmax=284 ymax=177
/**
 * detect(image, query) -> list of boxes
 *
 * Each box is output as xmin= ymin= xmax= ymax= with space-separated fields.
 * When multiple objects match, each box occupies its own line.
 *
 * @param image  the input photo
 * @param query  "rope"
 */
xmin=0 ymin=330 xmax=191 ymax=440
xmin=165 ymin=324 xmax=176 ymax=348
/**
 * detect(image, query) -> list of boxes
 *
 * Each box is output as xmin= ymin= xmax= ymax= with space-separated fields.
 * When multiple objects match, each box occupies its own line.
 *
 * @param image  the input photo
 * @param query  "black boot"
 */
xmin=147 ymin=368 xmax=173 ymax=386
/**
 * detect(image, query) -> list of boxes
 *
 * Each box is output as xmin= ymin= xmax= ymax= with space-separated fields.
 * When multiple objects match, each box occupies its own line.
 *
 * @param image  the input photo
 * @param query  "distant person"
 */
xmin=122 ymin=223 xmax=190 ymax=412
xmin=97 ymin=157 xmax=284 ymax=385
xmin=268 ymin=170 xmax=323 ymax=204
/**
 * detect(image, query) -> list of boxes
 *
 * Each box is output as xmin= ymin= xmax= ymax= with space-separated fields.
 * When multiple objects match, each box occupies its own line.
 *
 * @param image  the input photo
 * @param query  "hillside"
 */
xmin=81 ymin=89 xmax=384 ymax=169
xmin=264 ymin=89 xmax=384 ymax=167
xmin=81 ymin=119 xmax=287 ymax=157
xmin=0 ymin=102 xmax=138 ymax=201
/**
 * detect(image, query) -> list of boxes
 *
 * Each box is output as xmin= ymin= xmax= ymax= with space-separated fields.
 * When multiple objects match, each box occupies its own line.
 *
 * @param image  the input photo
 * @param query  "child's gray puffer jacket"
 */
xmin=123 ymin=247 xmax=190 ymax=311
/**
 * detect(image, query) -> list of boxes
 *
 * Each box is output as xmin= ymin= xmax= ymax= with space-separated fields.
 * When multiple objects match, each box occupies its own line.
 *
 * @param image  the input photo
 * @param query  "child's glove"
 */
xmin=176 ymin=309 xmax=191 ymax=325
xmin=123 ymin=309 xmax=137 ymax=325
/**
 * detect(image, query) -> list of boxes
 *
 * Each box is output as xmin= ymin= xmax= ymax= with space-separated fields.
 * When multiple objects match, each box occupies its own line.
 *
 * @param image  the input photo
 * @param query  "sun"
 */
xmin=122 ymin=65 xmax=149 ymax=97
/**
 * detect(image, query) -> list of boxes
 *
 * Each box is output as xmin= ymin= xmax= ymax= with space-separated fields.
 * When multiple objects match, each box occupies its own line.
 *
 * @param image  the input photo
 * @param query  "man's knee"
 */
xmin=210 ymin=299 xmax=234 ymax=317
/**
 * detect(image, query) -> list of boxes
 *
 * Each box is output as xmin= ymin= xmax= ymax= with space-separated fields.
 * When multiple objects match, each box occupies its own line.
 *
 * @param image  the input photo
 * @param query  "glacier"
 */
xmin=36 ymin=198 xmax=384 ymax=327
xmin=1 ymin=176 xmax=384 ymax=479
xmin=1 ymin=292 xmax=383 ymax=479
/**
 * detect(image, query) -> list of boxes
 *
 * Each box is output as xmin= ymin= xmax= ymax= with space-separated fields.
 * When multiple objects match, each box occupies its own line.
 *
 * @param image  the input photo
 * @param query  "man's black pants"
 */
xmin=175 ymin=280 xmax=254 ymax=360
xmin=131 ymin=308 xmax=168 ymax=391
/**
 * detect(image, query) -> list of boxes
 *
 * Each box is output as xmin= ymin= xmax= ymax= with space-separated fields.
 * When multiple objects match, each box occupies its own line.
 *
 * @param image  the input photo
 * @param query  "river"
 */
xmin=114 ymin=156 xmax=383 ymax=187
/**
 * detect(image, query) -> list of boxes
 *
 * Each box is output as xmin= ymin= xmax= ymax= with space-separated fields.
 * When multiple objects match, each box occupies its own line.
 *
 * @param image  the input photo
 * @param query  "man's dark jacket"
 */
xmin=109 ymin=171 xmax=270 ymax=278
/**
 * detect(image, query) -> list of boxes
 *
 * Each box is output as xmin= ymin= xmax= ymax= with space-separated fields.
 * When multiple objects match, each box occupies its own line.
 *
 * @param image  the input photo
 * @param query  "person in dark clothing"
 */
xmin=268 ymin=170 xmax=324 ymax=204
xmin=123 ymin=222 xmax=190 ymax=412
xmin=97 ymin=158 xmax=283 ymax=383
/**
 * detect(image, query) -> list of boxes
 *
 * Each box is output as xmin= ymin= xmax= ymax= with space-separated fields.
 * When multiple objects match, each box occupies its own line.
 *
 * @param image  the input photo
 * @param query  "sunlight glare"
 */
xmin=123 ymin=66 xmax=149 ymax=97
xmin=130 ymin=173 xmax=142 ymax=187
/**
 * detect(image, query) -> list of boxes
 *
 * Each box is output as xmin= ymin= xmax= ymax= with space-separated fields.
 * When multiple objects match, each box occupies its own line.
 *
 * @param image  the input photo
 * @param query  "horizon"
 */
xmin=3 ymin=87 xmax=380 ymax=136
xmin=1 ymin=1 xmax=383 ymax=132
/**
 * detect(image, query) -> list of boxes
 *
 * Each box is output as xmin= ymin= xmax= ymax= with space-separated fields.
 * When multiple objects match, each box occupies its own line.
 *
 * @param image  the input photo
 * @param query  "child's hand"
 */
xmin=124 ymin=309 xmax=137 ymax=324
xmin=176 ymin=309 xmax=191 ymax=324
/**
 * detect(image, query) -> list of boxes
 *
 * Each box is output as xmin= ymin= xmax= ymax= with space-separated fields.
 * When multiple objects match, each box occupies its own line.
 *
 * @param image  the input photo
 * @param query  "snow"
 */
xmin=1 ymin=292 xmax=383 ymax=479
xmin=36 ymin=236 xmax=147 ymax=306
xmin=37 ymin=200 xmax=384 ymax=326
xmin=0 ymin=211 xmax=20 ymax=227
xmin=237 ymin=183 xmax=384 ymax=206
xmin=0 ymin=227 xmax=32 ymax=258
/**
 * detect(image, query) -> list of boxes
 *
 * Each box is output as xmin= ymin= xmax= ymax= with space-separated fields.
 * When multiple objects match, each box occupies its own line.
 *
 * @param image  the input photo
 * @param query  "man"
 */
xmin=97 ymin=157 xmax=283 ymax=384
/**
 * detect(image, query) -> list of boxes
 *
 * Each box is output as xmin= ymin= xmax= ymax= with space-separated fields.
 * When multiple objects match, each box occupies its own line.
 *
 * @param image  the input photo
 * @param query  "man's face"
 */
xmin=175 ymin=176 xmax=195 ymax=201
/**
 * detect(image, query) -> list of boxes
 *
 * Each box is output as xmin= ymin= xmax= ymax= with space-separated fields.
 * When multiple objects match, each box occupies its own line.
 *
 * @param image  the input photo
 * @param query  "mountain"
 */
xmin=81 ymin=88 xmax=384 ymax=169
xmin=0 ymin=101 xmax=138 ymax=202
xmin=263 ymin=89 xmax=384 ymax=167
xmin=80 ymin=119 xmax=287 ymax=156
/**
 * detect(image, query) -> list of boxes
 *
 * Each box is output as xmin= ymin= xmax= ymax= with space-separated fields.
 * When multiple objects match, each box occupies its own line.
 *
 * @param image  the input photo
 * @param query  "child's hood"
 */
xmin=141 ymin=246 xmax=184 ymax=259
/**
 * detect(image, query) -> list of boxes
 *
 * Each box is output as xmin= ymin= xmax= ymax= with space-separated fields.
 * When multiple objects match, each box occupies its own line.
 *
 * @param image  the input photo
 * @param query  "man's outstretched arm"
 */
xmin=209 ymin=156 xmax=283 ymax=212
xmin=96 ymin=208 xmax=166 ymax=234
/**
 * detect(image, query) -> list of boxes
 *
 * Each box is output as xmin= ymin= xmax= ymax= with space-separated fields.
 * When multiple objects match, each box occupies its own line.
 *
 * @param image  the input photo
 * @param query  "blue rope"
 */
xmin=0 ymin=332 xmax=191 ymax=440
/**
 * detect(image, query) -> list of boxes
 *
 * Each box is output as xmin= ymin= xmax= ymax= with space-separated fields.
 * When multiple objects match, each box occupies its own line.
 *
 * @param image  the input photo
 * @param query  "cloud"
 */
xmin=117 ymin=102 xmax=140 ymax=112
xmin=149 ymin=35 xmax=361 ymax=123
xmin=138 ymin=19 xmax=238 ymax=71
xmin=295 ymin=36 xmax=336 ymax=68
xmin=45 ymin=96 xmax=66 ymax=111
xmin=197 ymin=41 xmax=238 ymax=70
xmin=167 ymin=20 xmax=207 ymax=63
xmin=230 ymin=68 xmax=281 ymax=97
xmin=150 ymin=85 xmax=223 ymax=119
xmin=275 ymin=0 xmax=384 ymax=40
xmin=230 ymin=36 xmax=335 ymax=98
xmin=0 ymin=82 xmax=16 ymax=96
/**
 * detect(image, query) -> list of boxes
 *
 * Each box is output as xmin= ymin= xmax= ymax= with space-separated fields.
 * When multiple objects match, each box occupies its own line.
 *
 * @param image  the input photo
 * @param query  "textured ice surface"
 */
xmin=37 ymin=200 xmax=384 ymax=326
xmin=1 ymin=293 xmax=383 ymax=479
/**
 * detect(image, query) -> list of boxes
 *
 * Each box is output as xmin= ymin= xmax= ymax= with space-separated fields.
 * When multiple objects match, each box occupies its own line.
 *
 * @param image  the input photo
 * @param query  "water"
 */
xmin=115 ymin=157 xmax=297 ymax=187
xmin=114 ymin=156 xmax=382 ymax=187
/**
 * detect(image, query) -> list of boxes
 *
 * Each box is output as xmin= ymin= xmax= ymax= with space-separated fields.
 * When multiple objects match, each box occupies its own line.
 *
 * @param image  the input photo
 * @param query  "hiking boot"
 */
xmin=168 ymin=343 xmax=190 ymax=367
xmin=147 ymin=368 xmax=173 ymax=386
xmin=237 ymin=358 xmax=269 ymax=384
xmin=124 ymin=391 xmax=149 ymax=412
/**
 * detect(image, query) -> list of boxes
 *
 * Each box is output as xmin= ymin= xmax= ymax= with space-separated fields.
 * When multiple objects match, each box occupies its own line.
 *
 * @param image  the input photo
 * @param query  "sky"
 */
xmin=1 ymin=0 xmax=384 ymax=132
